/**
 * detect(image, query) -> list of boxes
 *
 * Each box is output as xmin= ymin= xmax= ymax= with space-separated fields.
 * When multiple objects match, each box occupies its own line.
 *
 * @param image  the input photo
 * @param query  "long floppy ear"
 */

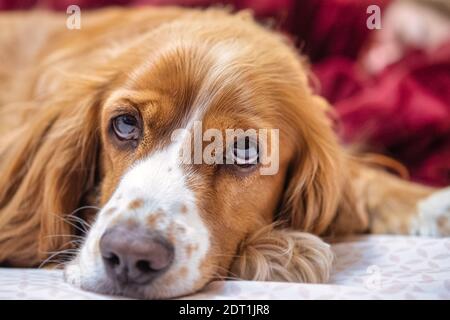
xmin=0 ymin=82 xmax=103 ymax=267
xmin=277 ymin=89 xmax=435 ymax=237
xmin=277 ymin=93 xmax=348 ymax=235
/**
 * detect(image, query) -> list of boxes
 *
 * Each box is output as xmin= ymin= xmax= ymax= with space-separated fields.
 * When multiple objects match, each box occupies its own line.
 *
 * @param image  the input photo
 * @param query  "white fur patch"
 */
xmin=411 ymin=187 xmax=450 ymax=237
xmin=64 ymin=141 xmax=210 ymax=299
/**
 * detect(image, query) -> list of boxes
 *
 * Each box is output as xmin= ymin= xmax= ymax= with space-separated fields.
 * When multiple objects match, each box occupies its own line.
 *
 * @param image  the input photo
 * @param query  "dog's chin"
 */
xmin=82 ymin=281 xmax=208 ymax=300
xmin=83 ymin=281 xmax=151 ymax=300
xmin=71 ymin=277 xmax=171 ymax=299
xmin=64 ymin=263 xmax=209 ymax=299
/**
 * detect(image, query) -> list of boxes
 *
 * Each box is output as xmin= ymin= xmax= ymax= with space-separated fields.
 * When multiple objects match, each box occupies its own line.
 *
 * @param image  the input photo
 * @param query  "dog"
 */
xmin=0 ymin=7 xmax=448 ymax=299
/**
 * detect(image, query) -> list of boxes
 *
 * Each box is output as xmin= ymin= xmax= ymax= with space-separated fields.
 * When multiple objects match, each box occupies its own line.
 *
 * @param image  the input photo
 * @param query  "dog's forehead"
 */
xmin=124 ymin=41 xmax=275 ymax=124
xmin=104 ymin=40 xmax=287 ymax=169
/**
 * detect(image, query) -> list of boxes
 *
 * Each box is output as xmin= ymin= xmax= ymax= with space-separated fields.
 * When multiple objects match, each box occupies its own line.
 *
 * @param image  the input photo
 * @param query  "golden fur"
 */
xmin=0 ymin=7 xmax=439 ymax=295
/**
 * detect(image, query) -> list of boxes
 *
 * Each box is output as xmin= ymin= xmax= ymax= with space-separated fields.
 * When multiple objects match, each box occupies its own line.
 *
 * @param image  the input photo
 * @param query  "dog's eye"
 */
xmin=232 ymin=137 xmax=259 ymax=167
xmin=112 ymin=114 xmax=140 ymax=141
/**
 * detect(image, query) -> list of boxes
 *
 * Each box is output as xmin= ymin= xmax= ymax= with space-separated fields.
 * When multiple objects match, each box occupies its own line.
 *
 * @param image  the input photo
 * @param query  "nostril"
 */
xmin=136 ymin=260 xmax=154 ymax=273
xmin=103 ymin=252 xmax=120 ymax=268
xmin=100 ymin=226 xmax=174 ymax=285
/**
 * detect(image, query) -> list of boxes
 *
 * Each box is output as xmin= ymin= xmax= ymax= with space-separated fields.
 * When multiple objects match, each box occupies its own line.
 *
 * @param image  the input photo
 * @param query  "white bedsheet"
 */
xmin=1 ymin=235 xmax=449 ymax=299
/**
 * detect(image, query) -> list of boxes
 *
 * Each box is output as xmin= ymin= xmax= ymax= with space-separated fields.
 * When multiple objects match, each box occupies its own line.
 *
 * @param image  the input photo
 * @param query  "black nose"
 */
xmin=99 ymin=225 xmax=174 ymax=285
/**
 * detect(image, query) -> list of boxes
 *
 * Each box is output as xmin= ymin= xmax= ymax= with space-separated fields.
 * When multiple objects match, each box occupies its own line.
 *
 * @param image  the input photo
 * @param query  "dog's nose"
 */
xmin=99 ymin=225 xmax=174 ymax=285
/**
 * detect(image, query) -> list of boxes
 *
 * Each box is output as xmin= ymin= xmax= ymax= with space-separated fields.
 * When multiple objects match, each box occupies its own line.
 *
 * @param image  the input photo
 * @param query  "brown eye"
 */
xmin=112 ymin=114 xmax=140 ymax=141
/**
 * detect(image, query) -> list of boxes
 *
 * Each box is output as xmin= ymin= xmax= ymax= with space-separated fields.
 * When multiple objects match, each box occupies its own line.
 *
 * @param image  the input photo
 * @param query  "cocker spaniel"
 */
xmin=0 ymin=7 xmax=448 ymax=299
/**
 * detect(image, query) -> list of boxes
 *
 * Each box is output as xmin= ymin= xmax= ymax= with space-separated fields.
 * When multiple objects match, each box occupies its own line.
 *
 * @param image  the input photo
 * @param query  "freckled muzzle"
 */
xmin=65 ymin=142 xmax=212 ymax=299
xmin=99 ymin=225 xmax=174 ymax=286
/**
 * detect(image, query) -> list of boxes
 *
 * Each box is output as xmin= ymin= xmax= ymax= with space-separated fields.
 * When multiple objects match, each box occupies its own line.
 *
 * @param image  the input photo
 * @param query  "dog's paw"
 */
xmin=412 ymin=187 xmax=450 ymax=237
xmin=230 ymin=226 xmax=334 ymax=283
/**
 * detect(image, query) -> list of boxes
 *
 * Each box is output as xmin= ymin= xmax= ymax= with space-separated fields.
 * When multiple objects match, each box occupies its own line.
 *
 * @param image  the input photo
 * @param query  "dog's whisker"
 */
xmin=68 ymin=205 xmax=101 ymax=215
xmin=41 ymin=258 xmax=74 ymax=270
xmin=40 ymin=249 xmax=79 ymax=256
xmin=38 ymin=248 xmax=79 ymax=269
xmin=204 ymin=263 xmax=242 ymax=281
xmin=208 ymin=269 xmax=241 ymax=282
xmin=44 ymin=234 xmax=85 ymax=240
xmin=50 ymin=213 xmax=89 ymax=235
xmin=65 ymin=215 xmax=93 ymax=230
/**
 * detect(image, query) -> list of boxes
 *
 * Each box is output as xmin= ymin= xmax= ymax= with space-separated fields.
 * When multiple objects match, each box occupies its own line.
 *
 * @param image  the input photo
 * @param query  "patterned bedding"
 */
xmin=1 ymin=235 xmax=449 ymax=300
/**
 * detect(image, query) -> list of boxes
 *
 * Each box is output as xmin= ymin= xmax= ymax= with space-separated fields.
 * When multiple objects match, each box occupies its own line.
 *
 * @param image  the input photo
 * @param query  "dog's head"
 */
xmin=0 ymin=10 xmax=345 ymax=298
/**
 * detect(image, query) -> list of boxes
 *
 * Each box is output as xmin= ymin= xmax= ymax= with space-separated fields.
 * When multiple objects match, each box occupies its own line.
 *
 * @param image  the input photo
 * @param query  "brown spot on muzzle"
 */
xmin=128 ymin=199 xmax=144 ymax=210
xmin=185 ymin=243 xmax=199 ymax=258
xmin=179 ymin=266 xmax=188 ymax=278
xmin=166 ymin=222 xmax=181 ymax=244
xmin=146 ymin=209 xmax=165 ymax=228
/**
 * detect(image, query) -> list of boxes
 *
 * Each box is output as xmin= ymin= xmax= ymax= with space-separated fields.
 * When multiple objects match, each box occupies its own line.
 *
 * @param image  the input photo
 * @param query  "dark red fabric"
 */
xmin=314 ymin=43 xmax=450 ymax=186
xmin=1 ymin=0 xmax=449 ymax=186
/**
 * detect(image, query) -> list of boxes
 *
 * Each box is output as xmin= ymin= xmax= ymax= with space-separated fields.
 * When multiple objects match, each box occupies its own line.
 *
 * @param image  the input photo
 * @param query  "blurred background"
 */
xmin=1 ymin=0 xmax=449 ymax=186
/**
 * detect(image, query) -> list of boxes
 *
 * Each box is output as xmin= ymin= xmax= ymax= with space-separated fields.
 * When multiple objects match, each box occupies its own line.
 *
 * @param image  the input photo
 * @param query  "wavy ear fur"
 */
xmin=0 ymin=81 xmax=103 ymax=267
xmin=277 ymin=92 xmax=349 ymax=235
xmin=276 ymin=89 xmax=426 ymax=238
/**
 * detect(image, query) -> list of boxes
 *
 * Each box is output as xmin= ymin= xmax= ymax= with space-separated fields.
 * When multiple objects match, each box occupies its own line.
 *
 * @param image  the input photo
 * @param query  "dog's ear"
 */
xmin=277 ymin=93 xmax=377 ymax=236
xmin=0 ymin=81 xmax=103 ymax=266
xmin=276 ymin=94 xmax=348 ymax=235
xmin=276 ymin=90 xmax=433 ymax=237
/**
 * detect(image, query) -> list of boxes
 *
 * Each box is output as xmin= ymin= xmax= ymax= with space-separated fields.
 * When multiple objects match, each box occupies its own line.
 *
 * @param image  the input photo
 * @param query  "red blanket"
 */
xmin=1 ymin=0 xmax=449 ymax=186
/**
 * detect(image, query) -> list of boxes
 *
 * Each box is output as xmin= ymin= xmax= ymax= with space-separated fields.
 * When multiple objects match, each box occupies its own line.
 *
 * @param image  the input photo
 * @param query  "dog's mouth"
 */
xmin=64 ymin=259 xmax=213 ymax=299
xmin=86 ymin=279 xmax=162 ymax=299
